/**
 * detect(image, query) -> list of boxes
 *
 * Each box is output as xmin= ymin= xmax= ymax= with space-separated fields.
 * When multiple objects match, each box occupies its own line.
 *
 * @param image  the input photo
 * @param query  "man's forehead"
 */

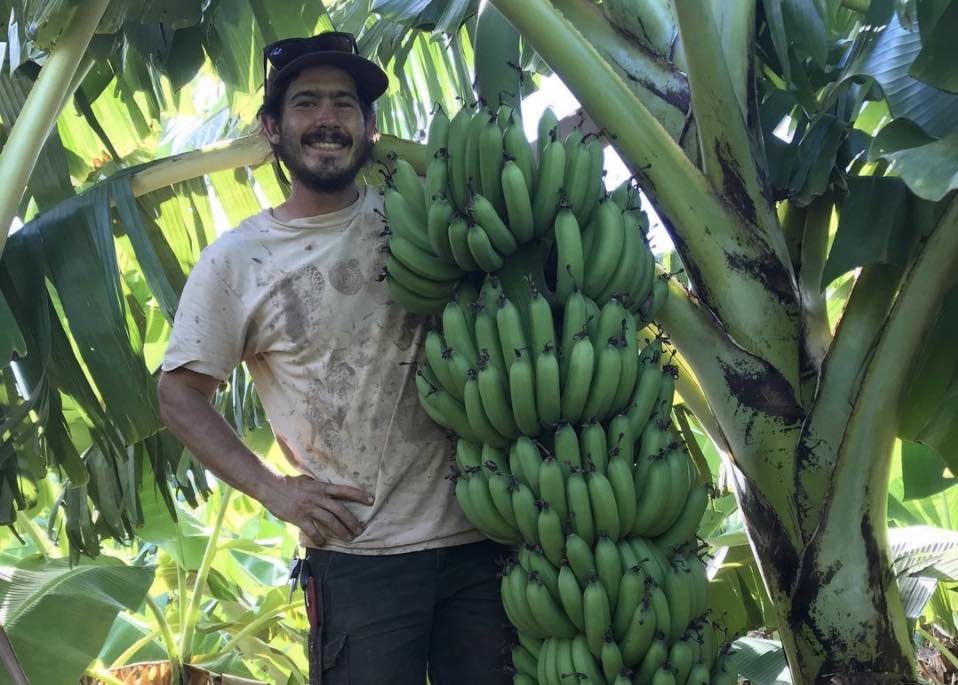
xmin=285 ymin=65 xmax=360 ymax=98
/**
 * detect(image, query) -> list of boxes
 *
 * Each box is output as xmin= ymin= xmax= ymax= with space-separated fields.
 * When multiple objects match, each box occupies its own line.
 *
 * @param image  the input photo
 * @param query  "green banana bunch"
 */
xmin=395 ymin=106 xmax=736 ymax=685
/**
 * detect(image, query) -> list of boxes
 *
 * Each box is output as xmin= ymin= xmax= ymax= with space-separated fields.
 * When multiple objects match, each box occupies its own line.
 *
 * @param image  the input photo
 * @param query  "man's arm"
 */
xmin=157 ymin=367 xmax=373 ymax=544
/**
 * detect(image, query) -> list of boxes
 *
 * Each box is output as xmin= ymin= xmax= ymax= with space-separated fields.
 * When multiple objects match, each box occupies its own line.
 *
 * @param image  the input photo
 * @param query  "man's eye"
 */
xmin=337 ymin=101 xmax=354 ymax=108
xmin=296 ymin=100 xmax=316 ymax=108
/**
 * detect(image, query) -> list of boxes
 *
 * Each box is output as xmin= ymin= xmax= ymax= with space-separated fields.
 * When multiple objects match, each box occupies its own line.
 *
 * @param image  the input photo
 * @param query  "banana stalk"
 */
xmin=0 ymin=0 xmax=112 ymax=258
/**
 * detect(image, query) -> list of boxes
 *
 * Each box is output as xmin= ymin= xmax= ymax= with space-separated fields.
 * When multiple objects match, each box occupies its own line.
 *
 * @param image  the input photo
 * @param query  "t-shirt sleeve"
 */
xmin=161 ymin=245 xmax=248 ymax=382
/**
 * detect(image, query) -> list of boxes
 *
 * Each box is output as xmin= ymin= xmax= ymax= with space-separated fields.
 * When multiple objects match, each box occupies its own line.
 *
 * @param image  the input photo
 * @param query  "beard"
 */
xmin=275 ymin=126 xmax=374 ymax=192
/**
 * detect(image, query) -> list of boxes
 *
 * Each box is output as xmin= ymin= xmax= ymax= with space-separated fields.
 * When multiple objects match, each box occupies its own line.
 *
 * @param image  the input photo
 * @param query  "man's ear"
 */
xmin=261 ymin=113 xmax=282 ymax=147
xmin=366 ymin=114 xmax=379 ymax=142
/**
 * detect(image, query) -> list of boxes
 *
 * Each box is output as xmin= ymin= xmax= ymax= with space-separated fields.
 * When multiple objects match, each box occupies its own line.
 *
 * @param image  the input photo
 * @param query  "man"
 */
xmin=157 ymin=32 xmax=512 ymax=685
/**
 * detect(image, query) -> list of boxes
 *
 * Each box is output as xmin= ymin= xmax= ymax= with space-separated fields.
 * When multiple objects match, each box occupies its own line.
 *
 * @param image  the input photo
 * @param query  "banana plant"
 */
xmin=1 ymin=0 xmax=958 ymax=683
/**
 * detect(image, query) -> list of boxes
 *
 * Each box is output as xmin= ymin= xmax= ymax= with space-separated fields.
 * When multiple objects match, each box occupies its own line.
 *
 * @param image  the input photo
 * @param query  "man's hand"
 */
xmin=262 ymin=474 xmax=375 ymax=546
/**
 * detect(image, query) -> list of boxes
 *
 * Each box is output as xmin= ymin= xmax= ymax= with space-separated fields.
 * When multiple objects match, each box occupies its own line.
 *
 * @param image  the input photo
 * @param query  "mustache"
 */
xmin=302 ymin=129 xmax=352 ymax=146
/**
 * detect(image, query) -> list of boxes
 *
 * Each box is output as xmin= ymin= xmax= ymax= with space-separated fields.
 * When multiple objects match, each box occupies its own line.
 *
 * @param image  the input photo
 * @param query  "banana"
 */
xmin=564 ymin=140 xmax=593 ymax=224
xmin=510 ymin=352 xmax=541 ymax=436
xmin=595 ymin=534 xmax=623 ymax=609
xmin=554 ymin=422 xmax=583 ymax=473
xmin=502 ymin=159 xmax=536 ymax=244
xmin=538 ymin=636 xmax=551 ymax=684
xmin=389 ymin=157 xmax=428 ymax=226
xmin=631 ymin=538 xmax=670 ymax=588
xmin=445 ymin=346 xmax=472 ymax=400
xmin=527 ymin=572 xmax=578 ymax=638
xmin=647 ymin=447 xmax=692 ymax=537
xmin=464 ymin=372 xmax=510 ymax=447
xmin=538 ymin=454 xmax=569 ymax=522
xmin=555 ymin=637 xmax=577 ymax=685
xmin=583 ymin=198 xmax=625 ymax=298
xmin=447 ymin=216 xmax=480 ymax=272
xmin=687 ymin=552 xmax=709 ymax=619
xmin=634 ymin=635 xmax=668 ymax=685
xmin=607 ymin=454 xmax=638 ymax=535
xmin=427 ymin=103 xmax=449 ymax=160
xmin=489 ymin=472 xmax=520 ymax=528
xmin=518 ymin=632 xmax=542 ymax=659
xmin=642 ymin=275 xmax=669 ymax=323
xmin=613 ymin=672 xmax=634 ymax=685
xmin=529 ymin=285 xmax=557 ymax=362
xmin=479 ymin=115 xmax=507 ymax=214
xmin=585 ymin=295 xmax=601 ymax=345
xmin=609 ymin=178 xmax=636 ymax=211
xmin=650 ymin=664 xmax=678 ymax=685
xmin=554 ymin=207 xmax=585 ymax=304
xmin=467 ymin=223 xmax=506 ymax=273
xmin=425 ymin=152 xmax=450 ymax=207
xmin=386 ymin=254 xmax=458 ymax=300
xmin=464 ymin=106 xmax=488 ymax=199
xmin=425 ymin=331 xmax=460 ymax=400
xmin=471 ymin=193 xmax=519 ymax=255
xmin=583 ymin=577 xmax=612 ymax=658
xmin=476 ymin=356 xmax=520 ymax=439
xmin=504 ymin=122 xmax=537 ymax=194
xmin=669 ymin=639 xmax=696 ymax=685
xmin=581 ymin=341 xmax=623 ymax=423
xmin=595 ymin=297 xmax=627 ymax=351
xmin=686 ymin=662 xmax=710 ymax=685
xmin=390 ymin=235 xmax=462 ymax=282
xmin=527 ymin=546 xmax=561 ymax=603
xmin=699 ymin=618 xmax=717 ymax=670
xmin=537 ymin=107 xmax=560 ymax=161
xmin=566 ymin=469 xmax=595 ymax=547
xmin=512 ymin=644 xmax=538 ymax=679
xmin=611 ymin=312 xmax=640 ymax=411
xmin=613 ymin=567 xmax=647 ymax=640
xmin=447 ymin=106 xmax=472 ymax=210
xmin=654 ymin=482 xmax=709 ymax=556
xmin=566 ymin=532 xmax=597 ymax=589
xmin=620 ymin=595 xmax=657 ymax=667
xmin=416 ymin=367 xmax=479 ymax=440
xmin=506 ymin=564 xmax=549 ymax=638
xmin=533 ymin=135 xmax=567 ymax=236
xmin=664 ymin=559 xmax=693 ymax=643
xmin=476 ymin=309 xmax=509 ymax=382
xmin=596 ymin=207 xmax=640 ymax=304
xmin=560 ymin=293 xmax=587 ymax=385
xmin=636 ymin=418 xmax=671 ymax=469
xmin=571 ymin=632 xmax=607 ymax=685
xmin=455 ymin=439 xmax=483 ymax=472
xmin=588 ymin=472 xmax=621 ymax=541
xmin=627 ymin=345 xmax=665 ymax=440
xmin=629 ymin=238 xmax=656 ymax=314
xmin=601 ymin=634 xmax=626 ymax=685
xmin=560 ymin=333 xmax=595 ymax=423
xmin=557 ymin=561 xmax=586 ymax=632
xmin=515 ymin=436 xmax=543 ymax=496
xmin=539 ymin=503 xmax=565 ymax=566
xmin=632 ymin=453 xmax=672 ymax=536
xmin=444 ymin=300 xmax=480 ymax=365
xmin=426 ymin=194 xmax=457 ymax=264
xmin=647 ymin=586 xmax=671 ymax=647
xmin=536 ymin=344 xmax=562 ymax=427
xmin=580 ymin=420 xmax=609 ymax=474
xmin=606 ymin=414 xmax=635 ymax=467
xmin=580 ymin=137 xmax=605 ymax=226
xmin=653 ymin=363 xmax=677 ymax=425
xmin=512 ymin=480 xmax=540 ymax=545
xmin=544 ymin=635 xmax=562 ymax=685
xmin=468 ymin=471 xmax=522 ymax=543
xmin=497 ymin=295 xmax=531 ymax=373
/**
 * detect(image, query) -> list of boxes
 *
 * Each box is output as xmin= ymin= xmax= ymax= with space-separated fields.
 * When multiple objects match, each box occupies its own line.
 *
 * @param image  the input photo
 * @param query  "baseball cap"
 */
xmin=263 ymin=31 xmax=389 ymax=103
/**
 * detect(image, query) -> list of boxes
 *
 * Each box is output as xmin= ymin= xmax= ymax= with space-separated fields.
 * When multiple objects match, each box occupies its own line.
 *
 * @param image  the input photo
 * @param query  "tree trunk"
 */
xmin=732 ymin=453 xmax=917 ymax=685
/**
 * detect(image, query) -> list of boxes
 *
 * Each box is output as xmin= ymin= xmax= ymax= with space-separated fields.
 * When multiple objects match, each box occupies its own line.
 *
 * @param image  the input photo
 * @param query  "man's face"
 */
xmin=266 ymin=65 xmax=376 ymax=192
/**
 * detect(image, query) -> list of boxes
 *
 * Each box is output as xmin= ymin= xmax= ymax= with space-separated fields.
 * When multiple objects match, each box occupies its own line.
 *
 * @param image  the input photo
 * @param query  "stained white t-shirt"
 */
xmin=162 ymin=186 xmax=483 ymax=554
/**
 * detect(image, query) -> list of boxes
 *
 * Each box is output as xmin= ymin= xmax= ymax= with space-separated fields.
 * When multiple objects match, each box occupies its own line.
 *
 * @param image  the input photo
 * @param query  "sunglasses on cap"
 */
xmin=263 ymin=32 xmax=360 ymax=97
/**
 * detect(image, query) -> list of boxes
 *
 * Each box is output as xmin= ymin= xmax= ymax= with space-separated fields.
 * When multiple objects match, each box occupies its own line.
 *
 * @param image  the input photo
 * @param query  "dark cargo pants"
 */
xmin=302 ymin=539 xmax=514 ymax=684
